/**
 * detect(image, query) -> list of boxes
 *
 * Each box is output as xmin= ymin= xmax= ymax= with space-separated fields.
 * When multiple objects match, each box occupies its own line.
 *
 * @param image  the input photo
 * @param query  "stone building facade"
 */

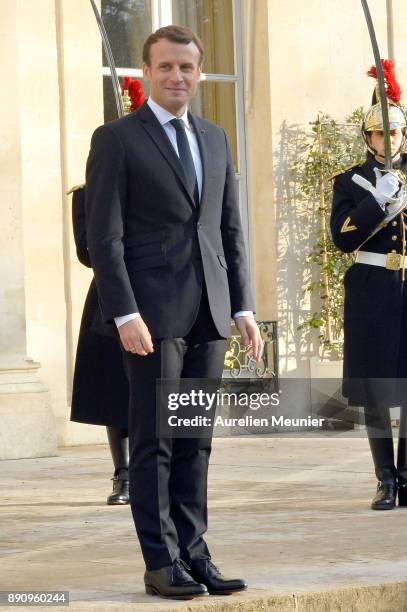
xmin=1 ymin=0 xmax=406 ymax=458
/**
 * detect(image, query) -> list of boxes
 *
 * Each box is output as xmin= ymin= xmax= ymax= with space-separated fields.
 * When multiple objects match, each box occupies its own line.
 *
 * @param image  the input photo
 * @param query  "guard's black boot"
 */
xmin=371 ymin=462 xmax=397 ymax=510
xmin=398 ymin=478 xmax=407 ymax=506
xmin=367 ymin=432 xmax=397 ymax=510
xmin=106 ymin=426 xmax=129 ymax=505
xmin=397 ymin=408 xmax=407 ymax=506
xmin=107 ymin=468 xmax=129 ymax=505
xmin=371 ymin=478 xmax=397 ymax=510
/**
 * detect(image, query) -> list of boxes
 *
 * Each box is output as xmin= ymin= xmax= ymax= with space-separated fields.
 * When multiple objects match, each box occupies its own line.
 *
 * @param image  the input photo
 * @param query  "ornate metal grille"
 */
xmin=223 ymin=321 xmax=278 ymax=382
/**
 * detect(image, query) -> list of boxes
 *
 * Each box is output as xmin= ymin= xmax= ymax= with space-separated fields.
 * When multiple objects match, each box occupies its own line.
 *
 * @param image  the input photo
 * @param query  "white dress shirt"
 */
xmin=114 ymin=97 xmax=253 ymax=328
xmin=147 ymin=97 xmax=203 ymax=199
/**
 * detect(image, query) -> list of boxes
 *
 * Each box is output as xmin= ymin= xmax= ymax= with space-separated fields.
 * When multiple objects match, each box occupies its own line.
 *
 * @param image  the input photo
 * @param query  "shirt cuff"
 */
xmin=233 ymin=311 xmax=254 ymax=319
xmin=114 ymin=312 xmax=141 ymax=328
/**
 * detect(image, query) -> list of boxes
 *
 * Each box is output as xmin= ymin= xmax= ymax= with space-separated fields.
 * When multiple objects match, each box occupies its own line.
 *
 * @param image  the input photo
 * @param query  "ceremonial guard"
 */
xmin=331 ymin=60 xmax=407 ymax=510
xmin=70 ymin=79 xmax=145 ymax=505
xmin=70 ymin=184 xmax=130 ymax=505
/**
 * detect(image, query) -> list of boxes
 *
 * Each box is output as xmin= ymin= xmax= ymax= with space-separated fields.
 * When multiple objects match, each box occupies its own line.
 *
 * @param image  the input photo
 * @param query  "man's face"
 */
xmin=143 ymin=38 xmax=202 ymax=116
xmin=368 ymin=128 xmax=404 ymax=161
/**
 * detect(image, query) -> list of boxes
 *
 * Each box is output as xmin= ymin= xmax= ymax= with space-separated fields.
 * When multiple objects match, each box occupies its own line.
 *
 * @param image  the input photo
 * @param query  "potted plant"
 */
xmin=294 ymin=109 xmax=366 ymax=373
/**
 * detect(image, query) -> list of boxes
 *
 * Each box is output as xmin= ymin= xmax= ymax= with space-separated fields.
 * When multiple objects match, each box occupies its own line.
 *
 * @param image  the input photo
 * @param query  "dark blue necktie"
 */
xmin=170 ymin=118 xmax=199 ymax=206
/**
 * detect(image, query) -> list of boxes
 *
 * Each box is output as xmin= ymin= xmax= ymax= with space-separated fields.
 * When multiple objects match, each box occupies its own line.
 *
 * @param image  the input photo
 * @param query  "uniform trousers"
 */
xmin=363 ymin=272 xmax=407 ymax=483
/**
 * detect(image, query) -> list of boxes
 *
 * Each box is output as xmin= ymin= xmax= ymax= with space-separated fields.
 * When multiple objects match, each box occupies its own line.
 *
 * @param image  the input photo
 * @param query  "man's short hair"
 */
xmin=142 ymin=25 xmax=204 ymax=66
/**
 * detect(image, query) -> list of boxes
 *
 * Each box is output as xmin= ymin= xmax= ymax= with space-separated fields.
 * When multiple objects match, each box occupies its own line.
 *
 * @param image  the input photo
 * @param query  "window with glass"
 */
xmin=101 ymin=0 xmax=249 ymax=248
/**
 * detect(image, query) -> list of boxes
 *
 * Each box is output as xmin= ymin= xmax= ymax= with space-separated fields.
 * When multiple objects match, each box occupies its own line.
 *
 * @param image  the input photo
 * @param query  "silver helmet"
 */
xmin=362 ymin=60 xmax=407 ymax=157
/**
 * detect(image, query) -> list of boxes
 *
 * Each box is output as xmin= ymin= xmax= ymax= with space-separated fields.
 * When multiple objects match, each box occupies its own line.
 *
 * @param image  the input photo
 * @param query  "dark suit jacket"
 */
xmin=85 ymin=100 xmax=253 ymax=339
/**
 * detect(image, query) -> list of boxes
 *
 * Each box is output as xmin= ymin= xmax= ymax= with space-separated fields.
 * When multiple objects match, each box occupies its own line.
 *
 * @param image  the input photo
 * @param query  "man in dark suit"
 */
xmin=86 ymin=25 xmax=262 ymax=600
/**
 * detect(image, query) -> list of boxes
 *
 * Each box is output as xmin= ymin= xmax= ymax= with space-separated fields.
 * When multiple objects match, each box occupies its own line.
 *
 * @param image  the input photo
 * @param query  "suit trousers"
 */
xmin=123 ymin=289 xmax=228 ymax=570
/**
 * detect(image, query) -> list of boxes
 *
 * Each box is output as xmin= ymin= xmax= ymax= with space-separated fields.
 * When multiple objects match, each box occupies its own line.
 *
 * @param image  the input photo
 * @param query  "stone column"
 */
xmin=0 ymin=2 xmax=57 ymax=460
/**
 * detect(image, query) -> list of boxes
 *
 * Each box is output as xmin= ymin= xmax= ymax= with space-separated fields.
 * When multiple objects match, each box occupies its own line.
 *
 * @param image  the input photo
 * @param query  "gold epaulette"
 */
xmin=66 ymin=183 xmax=85 ymax=196
xmin=328 ymin=163 xmax=360 ymax=182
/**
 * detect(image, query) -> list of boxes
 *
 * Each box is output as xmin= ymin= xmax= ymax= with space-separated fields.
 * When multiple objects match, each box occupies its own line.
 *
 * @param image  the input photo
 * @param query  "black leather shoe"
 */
xmin=107 ymin=470 xmax=129 ymax=505
xmin=187 ymin=559 xmax=247 ymax=595
xmin=144 ymin=560 xmax=207 ymax=600
xmin=371 ymin=481 xmax=397 ymax=510
xmin=398 ymin=480 xmax=407 ymax=506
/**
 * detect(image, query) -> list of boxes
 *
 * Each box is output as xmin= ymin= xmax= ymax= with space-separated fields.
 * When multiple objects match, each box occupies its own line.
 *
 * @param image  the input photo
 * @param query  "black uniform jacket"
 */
xmin=70 ymin=187 xmax=129 ymax=429
xmin=85 ymin=101 xmax=253 ymax=340
xmin=331 ymin=154 xmax=407 ymax=404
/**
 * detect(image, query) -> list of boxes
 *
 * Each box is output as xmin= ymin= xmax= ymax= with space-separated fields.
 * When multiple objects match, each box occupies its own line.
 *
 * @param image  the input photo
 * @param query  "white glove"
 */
xmin=373 ymin=168 xmax=400 ymax=205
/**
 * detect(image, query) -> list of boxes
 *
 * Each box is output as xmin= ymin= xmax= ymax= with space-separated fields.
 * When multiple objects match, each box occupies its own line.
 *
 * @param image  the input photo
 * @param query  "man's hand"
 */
xmin=118 ymin=317 xmax=154 ymax=356
xmin=234 ymin=316 xmax=264 ymax=362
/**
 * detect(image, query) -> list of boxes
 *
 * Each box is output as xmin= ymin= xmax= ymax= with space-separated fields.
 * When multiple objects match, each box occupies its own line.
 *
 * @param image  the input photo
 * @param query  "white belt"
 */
xmin=356 ymin=250 xmax=407 ymax=270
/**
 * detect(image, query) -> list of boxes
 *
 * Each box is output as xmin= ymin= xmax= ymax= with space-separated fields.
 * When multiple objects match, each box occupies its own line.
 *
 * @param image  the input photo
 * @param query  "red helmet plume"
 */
xmin=121 ymin=77 xmax=145 ymax=112
xmin=367 ymin=59 xmax=402 ymax=104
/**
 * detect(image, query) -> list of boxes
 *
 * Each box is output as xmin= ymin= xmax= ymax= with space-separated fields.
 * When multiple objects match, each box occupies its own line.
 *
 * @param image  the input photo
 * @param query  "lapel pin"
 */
xmin=200 ymin=128 xmax=206 ymax=134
